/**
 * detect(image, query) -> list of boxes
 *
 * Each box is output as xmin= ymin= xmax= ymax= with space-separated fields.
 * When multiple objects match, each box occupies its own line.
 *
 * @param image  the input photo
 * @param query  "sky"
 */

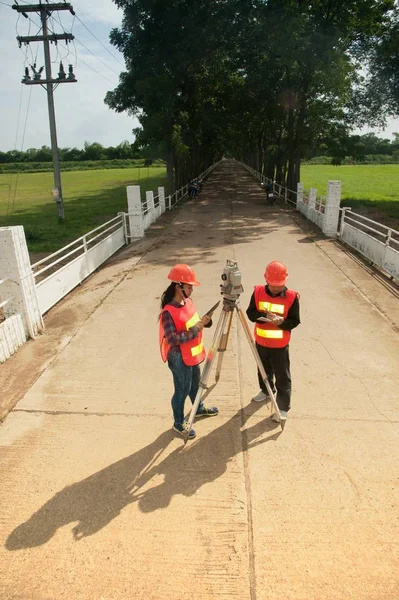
xmin=0 ymin=0 xmax=138 ymax=152
xmin=0 ymin=0 xmax=398 ymax=154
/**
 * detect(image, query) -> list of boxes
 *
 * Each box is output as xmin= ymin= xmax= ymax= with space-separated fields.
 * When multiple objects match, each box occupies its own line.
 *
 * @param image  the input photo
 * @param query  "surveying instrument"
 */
xmin=184 ymin=259 xmax=282 ymax=444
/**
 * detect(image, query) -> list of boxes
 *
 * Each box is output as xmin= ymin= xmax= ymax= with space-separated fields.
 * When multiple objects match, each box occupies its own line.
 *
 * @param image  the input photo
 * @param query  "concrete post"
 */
xmin=323 ymin=180 xmax=341 ymax=237
xmin=127 ymin=185 xmax=144 ymax=239
xmin=308 ymin=188 xmax=317 ymax=211
xmin=296 ymin=183 xmax=303 ymax=208
xmin=0 ymin=226 xmax=44 ymax=338
xmin=158 ymin=186 xmax=165 ymax=215
xmin=146 ymin=191 xmax=155 ymax=224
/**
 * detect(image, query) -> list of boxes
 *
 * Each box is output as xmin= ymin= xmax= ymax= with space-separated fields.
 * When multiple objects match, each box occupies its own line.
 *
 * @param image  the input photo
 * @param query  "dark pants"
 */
xmin=167 ymin=349 xmax=203 ymax=425
xmin=255 ymin=343 xmax=291 ymax=412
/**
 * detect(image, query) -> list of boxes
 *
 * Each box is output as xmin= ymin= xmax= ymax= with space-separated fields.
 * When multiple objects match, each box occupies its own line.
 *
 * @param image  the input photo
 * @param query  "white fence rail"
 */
xmin=32 ymin=215 xmax=126 ymax=315
xmin=339 ymin=208 xmax=399 ymax=280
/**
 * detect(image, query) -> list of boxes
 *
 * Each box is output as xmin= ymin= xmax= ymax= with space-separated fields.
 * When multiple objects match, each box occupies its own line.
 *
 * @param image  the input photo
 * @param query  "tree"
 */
xmin=366 ymin=6 xmax=399 ymax=116
xmin=83 ymin=141 xmax=106 ymax=161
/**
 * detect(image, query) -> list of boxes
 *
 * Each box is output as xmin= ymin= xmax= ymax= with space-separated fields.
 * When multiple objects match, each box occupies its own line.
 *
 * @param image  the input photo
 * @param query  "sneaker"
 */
xmin=272 ymin=410 xmax=288 ymax=423
xmin=173 ymin=422 xmax=196 ymax=439
xmin=196 ymin=406 xmax=219 ymax=417
xmin=252 ymin=390 xmax=267 ymax=402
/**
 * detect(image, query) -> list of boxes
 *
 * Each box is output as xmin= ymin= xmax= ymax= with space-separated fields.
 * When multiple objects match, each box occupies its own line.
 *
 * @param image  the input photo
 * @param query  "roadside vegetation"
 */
xmin=301 ymin=164 xmax=399 ymax=227
xmin=0 ymin=167 xmax=167 ymax=254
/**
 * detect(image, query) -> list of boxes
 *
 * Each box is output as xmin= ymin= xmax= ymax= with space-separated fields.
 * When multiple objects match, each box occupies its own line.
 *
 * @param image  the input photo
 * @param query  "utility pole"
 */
xmin=12 ymin=3 xmax=77 ymax=221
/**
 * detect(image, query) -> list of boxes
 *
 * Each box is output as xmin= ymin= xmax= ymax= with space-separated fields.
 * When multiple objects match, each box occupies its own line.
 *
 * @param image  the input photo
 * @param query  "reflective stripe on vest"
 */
xmin=258 ymin=301 xmax=284 ymax=315
xmin=186 ymin=312 xmax=202 ymax=356
xmin=186 ymin=312 xmax=200 ymax=330
xmin=256 ymin=327 xmax=284 ymax=339
xmin=191 ymin=341 xmax=204 ymax=356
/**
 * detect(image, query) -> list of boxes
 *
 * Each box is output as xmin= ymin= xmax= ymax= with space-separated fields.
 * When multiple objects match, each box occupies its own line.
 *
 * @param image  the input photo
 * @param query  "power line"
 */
xmin=7 ymin=37 xmax=39 ymax=219
xmin=56 ymin=39 xmax=118 ymax=85
xmin=10 ymin=85 xmax=33 ymax=217
xmin=73 ymin=13 xmax=125 ymax=68
xmin=6 ymin=84 xmax=24 ymax=218
xmin=50 ymin=10 xmax=120 ymax=80
xmin=74 ymin=36 xmax=121 ymax=77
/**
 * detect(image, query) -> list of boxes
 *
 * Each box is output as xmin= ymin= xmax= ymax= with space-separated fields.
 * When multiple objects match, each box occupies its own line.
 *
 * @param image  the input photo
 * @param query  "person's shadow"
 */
xmin=6 ymin=402 xmax=281 ymax=550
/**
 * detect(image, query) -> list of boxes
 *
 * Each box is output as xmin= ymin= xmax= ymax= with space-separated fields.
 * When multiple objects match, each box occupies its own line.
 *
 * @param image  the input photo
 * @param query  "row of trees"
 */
xmin=2 ymin=131 xmax=398 ymax=166
xmin=0 ymin=141 xmax=141 ymax=164
xmin=106 ymin=0 xmax=399 ymax=191
xmin=306 ymin=132 xmax=399 ymax=162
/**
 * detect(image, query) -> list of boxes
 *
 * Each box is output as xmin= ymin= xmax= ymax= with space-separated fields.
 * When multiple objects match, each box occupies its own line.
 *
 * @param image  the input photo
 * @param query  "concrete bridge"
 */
xmin=1 ymin=161 xmax=398 ymax=600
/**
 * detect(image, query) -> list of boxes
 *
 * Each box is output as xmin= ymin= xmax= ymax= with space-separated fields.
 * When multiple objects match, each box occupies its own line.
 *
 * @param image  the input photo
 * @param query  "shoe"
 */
xmin=252 ymin=390 xmax=267 ymax=402
xmin=196 ymin=406 xmax=219 ymax=417
xmin=173 ymin=422 xmax=196 ymax=439
xmin=272 ymin=410 xmax=288 ymax=423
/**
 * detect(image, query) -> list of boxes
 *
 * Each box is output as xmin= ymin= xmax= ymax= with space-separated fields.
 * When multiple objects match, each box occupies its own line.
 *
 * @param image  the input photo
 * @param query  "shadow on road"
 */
xmin=6 ymin=401 xmax=280 ymax=550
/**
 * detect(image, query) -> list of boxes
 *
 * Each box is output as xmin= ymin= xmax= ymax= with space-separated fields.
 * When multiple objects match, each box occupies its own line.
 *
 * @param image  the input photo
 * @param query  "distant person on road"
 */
xmin=246 ymin=261 xmax=300 ymax=423
xmin=187 ymin=180 xmax=198 ymax=198
xmin=159 ymin=264 xmax=218 ymax=439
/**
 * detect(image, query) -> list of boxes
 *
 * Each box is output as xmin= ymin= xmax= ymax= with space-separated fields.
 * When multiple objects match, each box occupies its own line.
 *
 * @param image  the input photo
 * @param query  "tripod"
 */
xmin=184 ymin=295 xmax=282 ymax=444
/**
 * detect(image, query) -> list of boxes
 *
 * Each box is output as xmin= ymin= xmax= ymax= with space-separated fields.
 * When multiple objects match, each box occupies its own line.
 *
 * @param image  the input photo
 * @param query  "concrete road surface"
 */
xmin=1 ymin=161 xmax=398 ymax=600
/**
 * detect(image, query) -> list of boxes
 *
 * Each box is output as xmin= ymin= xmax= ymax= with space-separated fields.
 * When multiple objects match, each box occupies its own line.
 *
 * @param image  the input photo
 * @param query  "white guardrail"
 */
xmin=31 ymin=215 xmax=126 ymax=315
xmin=339 ymin=208 xmax=399 ymax=280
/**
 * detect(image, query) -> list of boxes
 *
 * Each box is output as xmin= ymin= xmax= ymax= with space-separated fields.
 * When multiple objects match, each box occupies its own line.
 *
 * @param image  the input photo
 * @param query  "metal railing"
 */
xmin=339 ymin=208 xmax=399 ymax=250
xmin=338 ymin=207 xmax=399 ymax=280
xmin=31 ymin=214 xmax=125 ymax=283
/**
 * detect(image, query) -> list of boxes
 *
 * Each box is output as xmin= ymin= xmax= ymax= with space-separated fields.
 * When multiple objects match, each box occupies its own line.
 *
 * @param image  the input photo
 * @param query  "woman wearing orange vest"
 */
xmin=246 ymin=261 xmax=300 ymax=423
xmin=159 ymin=264 xmax=219 ymax=439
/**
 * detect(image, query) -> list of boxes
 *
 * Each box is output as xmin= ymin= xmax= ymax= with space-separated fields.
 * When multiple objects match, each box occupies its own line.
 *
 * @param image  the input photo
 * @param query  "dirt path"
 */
xmin=0 ymin=160 xmax=398 ymax=600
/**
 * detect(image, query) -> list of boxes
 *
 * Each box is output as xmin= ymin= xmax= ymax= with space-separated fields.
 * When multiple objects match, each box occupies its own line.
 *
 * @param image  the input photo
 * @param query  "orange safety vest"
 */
xmin=254 ymin=285 xmax=298 ymax=348
xmin=159 ymin=298 xmax=206 ymax=366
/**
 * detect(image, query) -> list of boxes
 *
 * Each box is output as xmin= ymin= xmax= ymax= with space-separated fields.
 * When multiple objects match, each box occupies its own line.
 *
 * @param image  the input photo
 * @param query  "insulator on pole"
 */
xmin=58 ymin=61 xmax=66 ymax=79
xmin=67 ymin=64 xmax=75 ymax=80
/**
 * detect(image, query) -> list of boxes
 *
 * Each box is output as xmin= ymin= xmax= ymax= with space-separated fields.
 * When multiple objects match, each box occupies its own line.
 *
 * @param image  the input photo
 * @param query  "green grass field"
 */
xmin=1 ymin=163 xmax=398 ymax=255
xmin=0 ymin=166 xmax=167 ymax=254
xmin=301 ymin=164 xmax=399 ymax=225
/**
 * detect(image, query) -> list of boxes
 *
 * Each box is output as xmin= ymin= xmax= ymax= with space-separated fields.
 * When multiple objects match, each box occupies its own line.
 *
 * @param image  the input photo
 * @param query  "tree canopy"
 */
xmin=105 ymin=0 xmax=397 ymax=189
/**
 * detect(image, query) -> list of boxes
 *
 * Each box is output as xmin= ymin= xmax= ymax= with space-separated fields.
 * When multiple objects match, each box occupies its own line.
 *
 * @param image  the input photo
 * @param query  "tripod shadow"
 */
xmin=6 ymin=401 xmax=280 ymax=550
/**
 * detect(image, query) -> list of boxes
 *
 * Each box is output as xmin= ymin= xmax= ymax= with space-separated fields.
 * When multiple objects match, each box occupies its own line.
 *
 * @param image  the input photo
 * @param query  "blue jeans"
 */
xmin=167 ymin=349 xmax=204 ymax=425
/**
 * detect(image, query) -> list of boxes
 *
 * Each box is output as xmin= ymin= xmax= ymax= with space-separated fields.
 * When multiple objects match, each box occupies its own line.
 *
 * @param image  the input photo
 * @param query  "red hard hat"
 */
xmin=264 ymin=261 xmax=288 ymax=286
xmin=167 ymin=264 xmax=200 ymax=286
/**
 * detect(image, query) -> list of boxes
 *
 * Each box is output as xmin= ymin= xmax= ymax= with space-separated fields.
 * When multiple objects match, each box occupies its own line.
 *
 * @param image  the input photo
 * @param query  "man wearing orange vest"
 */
xmin=246 ymin=261 xmax=300 ymax=423
xmin=159 ymin=264 xmax=219 ymax=439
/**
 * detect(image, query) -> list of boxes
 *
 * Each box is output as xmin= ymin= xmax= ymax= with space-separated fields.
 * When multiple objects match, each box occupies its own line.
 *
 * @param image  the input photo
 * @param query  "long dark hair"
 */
xmin=158 ymin=282 xmax=177 ymax=321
